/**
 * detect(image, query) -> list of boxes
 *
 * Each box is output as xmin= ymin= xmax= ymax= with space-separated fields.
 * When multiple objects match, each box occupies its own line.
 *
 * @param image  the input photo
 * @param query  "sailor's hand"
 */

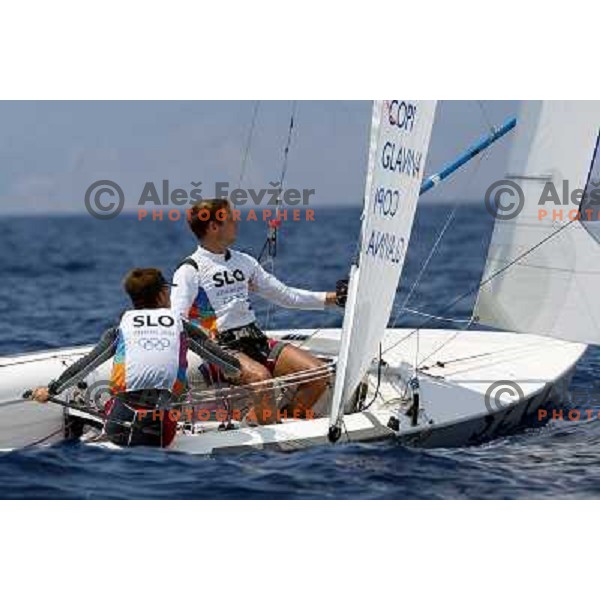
xmin=31 ymin=387 xmax=50 ymax=403
xmin=325 ymin=292 xmax=337 ymax=306
xmin=333 ymin=278 xmax=349 ymax=307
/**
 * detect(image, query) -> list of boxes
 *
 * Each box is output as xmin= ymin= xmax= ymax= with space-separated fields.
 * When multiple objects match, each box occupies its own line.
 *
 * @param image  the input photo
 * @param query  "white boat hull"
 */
xmin=0 ymin=328 xmax=586 ymax=454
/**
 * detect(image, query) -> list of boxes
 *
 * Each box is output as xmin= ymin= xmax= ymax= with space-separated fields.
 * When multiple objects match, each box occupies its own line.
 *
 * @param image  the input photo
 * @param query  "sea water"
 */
xmin=1 ymin=204 xmax=599 ymax=499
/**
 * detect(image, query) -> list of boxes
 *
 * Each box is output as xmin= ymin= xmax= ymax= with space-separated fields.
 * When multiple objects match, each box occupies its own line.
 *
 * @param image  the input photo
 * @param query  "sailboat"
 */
xmin=0 ymin=100 xmax=596 ymax=454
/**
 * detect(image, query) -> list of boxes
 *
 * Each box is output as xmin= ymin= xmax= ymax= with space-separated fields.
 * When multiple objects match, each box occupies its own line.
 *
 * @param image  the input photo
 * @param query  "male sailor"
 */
xmin=30 ymin=268 xmax=241 ymax=447
xmin=171 ymin=199 xmax=347 ymax=425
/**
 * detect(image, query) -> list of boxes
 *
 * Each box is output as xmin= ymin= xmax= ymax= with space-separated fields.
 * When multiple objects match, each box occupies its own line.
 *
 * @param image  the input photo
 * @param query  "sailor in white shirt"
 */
xmin=172 ymin=199 xmax=347 ymax=424
xmin=30 ymin=268 xmax=241 ymax=447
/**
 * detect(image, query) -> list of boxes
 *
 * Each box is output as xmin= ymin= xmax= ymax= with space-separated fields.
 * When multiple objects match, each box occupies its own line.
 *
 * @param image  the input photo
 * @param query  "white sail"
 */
xmin=329 ymin=100 xmax=437 ymax=435
xmin=474 ymin=101 xmax=600 ymax=345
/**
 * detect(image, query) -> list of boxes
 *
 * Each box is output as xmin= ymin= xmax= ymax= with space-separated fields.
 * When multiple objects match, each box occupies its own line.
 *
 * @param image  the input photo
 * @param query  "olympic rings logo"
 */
xmin=138 ymin=337 xmax=171 ymax=351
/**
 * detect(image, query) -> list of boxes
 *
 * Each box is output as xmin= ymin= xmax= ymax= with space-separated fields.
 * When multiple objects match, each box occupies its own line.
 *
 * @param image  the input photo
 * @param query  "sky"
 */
xmin=0 ymin=100 xmax=519 ymax=214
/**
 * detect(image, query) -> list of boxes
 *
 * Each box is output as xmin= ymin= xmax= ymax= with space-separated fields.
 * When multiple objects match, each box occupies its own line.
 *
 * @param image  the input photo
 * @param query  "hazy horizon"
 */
xmin=0 ymin=100 xmax=519 ymax=215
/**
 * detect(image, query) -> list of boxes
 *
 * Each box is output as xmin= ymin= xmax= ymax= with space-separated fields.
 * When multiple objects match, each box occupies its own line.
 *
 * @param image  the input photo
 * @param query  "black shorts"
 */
xmin=103 ymin=391 xmax=177 ymax=448
xmin=217 ymin=323 xmax=286 ymax=374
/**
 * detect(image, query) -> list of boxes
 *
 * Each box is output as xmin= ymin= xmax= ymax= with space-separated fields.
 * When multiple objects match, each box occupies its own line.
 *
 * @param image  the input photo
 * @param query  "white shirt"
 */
xmin=171 ymin=245 xmax=327 ymax=334
xmin=111 ymin=308 xmax=188 ymax=394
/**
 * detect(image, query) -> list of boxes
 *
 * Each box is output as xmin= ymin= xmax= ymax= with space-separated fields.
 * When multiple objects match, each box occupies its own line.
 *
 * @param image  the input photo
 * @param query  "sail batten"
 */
xmin=329 ymin=100 xmax=436 ymax=434
xmin=474 ymin=101 xmax=600 ymax=346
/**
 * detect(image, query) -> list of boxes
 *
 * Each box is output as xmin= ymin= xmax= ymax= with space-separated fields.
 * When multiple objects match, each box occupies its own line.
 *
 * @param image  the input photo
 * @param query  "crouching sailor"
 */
xmin=29 ymin=268 xmax=241 ymax=448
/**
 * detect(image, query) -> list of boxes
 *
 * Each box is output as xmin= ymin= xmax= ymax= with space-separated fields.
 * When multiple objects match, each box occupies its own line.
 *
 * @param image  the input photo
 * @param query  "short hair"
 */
xmin=123 ymin=268 xmax=168 ymax=309
xmin=187 ymin=198 xmax=230 ymax=240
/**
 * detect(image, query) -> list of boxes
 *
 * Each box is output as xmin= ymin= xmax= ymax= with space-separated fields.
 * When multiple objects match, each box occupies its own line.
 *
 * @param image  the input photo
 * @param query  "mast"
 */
xmin=328 ymin=100 xmax=437 ymax=442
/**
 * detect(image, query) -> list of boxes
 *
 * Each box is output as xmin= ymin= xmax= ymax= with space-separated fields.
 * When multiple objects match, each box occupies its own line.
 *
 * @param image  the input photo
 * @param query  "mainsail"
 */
xmin=329 ymin=100 xmax=437 ymax=439
xmin=474 ymin=101 xmax=600 ymax=345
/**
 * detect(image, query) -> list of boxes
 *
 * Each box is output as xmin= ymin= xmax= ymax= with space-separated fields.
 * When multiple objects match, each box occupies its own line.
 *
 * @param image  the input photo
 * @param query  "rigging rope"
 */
xmin=419 ymin=340 xmax=553 ymax=372
xmin=382 ymin=103 xmax=504 ymax=358
xmin=257 ymin=100 xmax=298 ymax=263
xmin=237 ymin=101 xmax=261 ymax=188
xmin=387 ymin=123 xmax=489 ymax=334
xmin=257 ymin=101 xmax=298 ymax=330
xmin=390 ymin=205 xmax=458 ymax=329
xmin=383 ymin=218 xmax=578 ymax=360
xmin=400 ymin=308 xmax=472 ymax=325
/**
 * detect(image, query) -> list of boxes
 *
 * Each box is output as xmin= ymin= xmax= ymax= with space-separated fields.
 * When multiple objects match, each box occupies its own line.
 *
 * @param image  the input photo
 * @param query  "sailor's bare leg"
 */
xmin=273 ymin=346 xmax=328 ymax=419
xmin=235 ymin=352 xmax=277 ymax=425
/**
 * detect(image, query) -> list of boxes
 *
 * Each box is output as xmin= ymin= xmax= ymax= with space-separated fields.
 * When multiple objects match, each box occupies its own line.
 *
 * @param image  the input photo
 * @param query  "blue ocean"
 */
xmin=1 ymin=204 xmax=599 ymax=499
